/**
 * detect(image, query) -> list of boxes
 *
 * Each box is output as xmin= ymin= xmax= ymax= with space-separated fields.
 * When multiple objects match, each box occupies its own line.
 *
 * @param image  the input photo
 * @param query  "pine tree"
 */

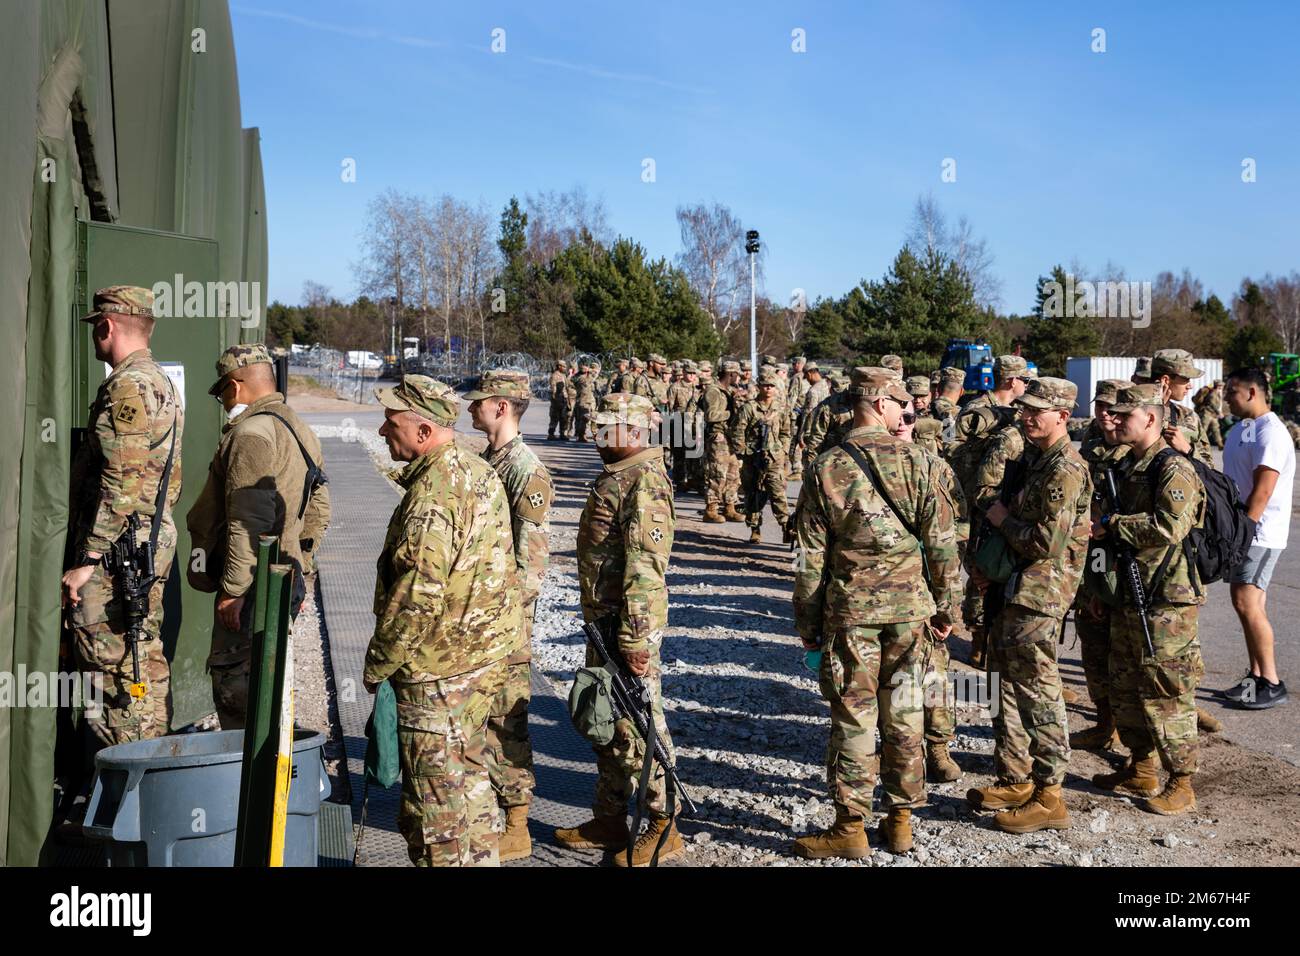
xmin=1025 ymin=265 xmax=1101 ymax=378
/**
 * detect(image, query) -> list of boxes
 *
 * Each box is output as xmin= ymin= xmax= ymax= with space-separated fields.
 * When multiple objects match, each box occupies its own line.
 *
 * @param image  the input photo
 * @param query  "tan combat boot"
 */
xmin=1196 ymin=707 xmax=1223 ymax=733
xmin=702 ymin=504 xmax=726 ymax=523
xmin=723 ymin=504 xmax=746 ymax=522
xmin=554 ymin=814 xmax=630 ymax=851
xmin=790 ymin=811 xmax=870 ymax=860
xmin=995 ymin=783 xmax=1070 ymax=833
xmin=748 ymin=527 xmax=762 ymax=544
xmin=1144 ymin=774 xmax=1197 ymax=816
xmin=498 ymin=804 xmax=532 ymax=862
xmin=1092 ymin=753 xmax=1162 ymax=798
xmin=966 ymin=780 xmax=1035 ymax=810
xmin=926 ymin=742 xmax=963 ymax=782
xmin=610 ymin=816 xmax=685 ymax=867
xmin=968 ymin=626 xmax=988 ymax=670
xmin=879 ymin=808 xmax=913 ymax=853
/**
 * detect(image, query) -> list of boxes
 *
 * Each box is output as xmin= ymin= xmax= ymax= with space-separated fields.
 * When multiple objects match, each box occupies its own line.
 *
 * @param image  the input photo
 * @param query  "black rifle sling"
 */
xmin=148 ymin=380 xmax=180 ymax=554
xmin=841 ymin=440 xmax=932 ymax=588
xmin=252 ymin=409 xmax=324 ymax=520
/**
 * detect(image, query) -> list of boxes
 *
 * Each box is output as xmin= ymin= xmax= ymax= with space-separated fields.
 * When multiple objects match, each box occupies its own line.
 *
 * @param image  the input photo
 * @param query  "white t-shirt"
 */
xmin=1223 ymin=412 xmax=1296 ymax=549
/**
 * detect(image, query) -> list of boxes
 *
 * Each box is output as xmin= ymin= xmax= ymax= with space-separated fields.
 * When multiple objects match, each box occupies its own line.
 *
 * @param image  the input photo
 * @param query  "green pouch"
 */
xmin=974 ymin=529 xmax=1017 ymax=583
xmin=364 ymin=680 xmax=400 ymax=788
xmin=568 ymin=665 xmax=617 ymax=747
xmin=1084 ymin=542 xmax=1123 ymax=607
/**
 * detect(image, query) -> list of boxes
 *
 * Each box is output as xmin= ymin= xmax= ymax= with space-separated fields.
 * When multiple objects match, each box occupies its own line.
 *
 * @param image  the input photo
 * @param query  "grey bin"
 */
xmin=84 ymin=729 xmax=331 ymax=867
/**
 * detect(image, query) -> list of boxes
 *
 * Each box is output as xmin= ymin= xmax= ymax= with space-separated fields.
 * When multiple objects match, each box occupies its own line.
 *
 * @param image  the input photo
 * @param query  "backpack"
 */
xmin=1150 ymin=448 xmax=1256 ymax=587
xmin=946 ymin=404 xmax=1019 ymax=501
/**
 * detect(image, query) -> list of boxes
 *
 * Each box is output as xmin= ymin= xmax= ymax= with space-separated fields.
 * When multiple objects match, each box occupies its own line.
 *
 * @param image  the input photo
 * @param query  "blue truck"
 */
xmin=940 ymin=338 xmax=1036 ymax=392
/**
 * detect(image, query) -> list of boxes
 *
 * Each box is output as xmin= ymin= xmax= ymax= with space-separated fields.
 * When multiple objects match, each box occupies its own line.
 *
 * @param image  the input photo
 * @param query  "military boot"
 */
xmin=611 ymin=816 xmax=685 ymax=867
xmin=1070 ymin=705 xmax=1120 ymax=751
xmin=790 ymin=811 xmax=870 ymax=860
xmin=878 ymin=808 xmax=913 ymax=853
xmin=702 ymin=504 xmax=726 ymax=523
xmin=1092 ymin=753 xmax=1161 ymax=798
xmin=1144 ymin=774 xmax=1197 ymax=816
xmin=966 ymin=780 xmax=1034 ymax=810
xmin=994 ymin=783 xmax=1070 ymax=834
xmin=1196 ymin=707 xmax=1223 ymax=734
xmin=926 ymin=742 xmax=963 ymax=782
xmin=749 ymin=527 xmax=762 ymax=544
xmin=554 ymin=814 xmax=630 ymax=851
xmin=498 ymin=804 xmax=532 ymax=862
xmin=968 ymin=626 xmax=988 ymax=670
xmin=723 ymin=504 xmax=746 ymax=522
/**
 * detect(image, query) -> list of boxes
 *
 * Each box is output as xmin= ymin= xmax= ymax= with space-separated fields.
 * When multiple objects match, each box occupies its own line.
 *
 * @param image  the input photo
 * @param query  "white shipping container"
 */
xmin=1065 ymin=356 xmax=1222 ymax=416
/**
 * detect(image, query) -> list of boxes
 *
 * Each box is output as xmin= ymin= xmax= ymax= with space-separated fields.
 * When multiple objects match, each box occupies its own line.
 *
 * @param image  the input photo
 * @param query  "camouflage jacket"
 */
xmin=626 ymin=372 xmax=657 ymax=402
xmin=482 ymin=435 xmax=553 ymax=609
xmin=914 ymin=417 xmax=943 ymax=457
xmin=700 ymin=381 xmax=733 ymax=429
xmin=947 ymin=402 xmax=1019 ymax=508
xmin=667 ymin=381 xmax=697 ymax=415
xmin=1167 ymin=402 xmax=1215 ymax=467
xmin=973 ymin=423 xmax=1027 ymax=513
xmin=731 ymin=397 xmax=789 ymax=462
xmin=802 ymin=377 xmax=830 ymax=417
xmin=794 ymin=424 xmax=962 ymax=637
xmin=1108 ymin=438 xmax=1206 ymax=606
xmin=648 ymin=376 xmax=670 ymax=409
xmin=69 ymin=349 xmax=184 ymax=626
xmin=577 ymin=446 xmax=674 ymax=655
xmin=574 ymin=371 xmax=597 ymax=408
xmin=931 ymin=395 xmax=959 ymax=424
xmin=800 ymin=390 xmax=854 ymax=472
xmin=549 ymin=370 xmax=567 ymax=403
xmin=998 ymin=435 xmax=1093 ymax=619
xmin=366 ymin=441 xmax=522 ymax=684
xmin=186 ymin=393 xmax=330 ymax=598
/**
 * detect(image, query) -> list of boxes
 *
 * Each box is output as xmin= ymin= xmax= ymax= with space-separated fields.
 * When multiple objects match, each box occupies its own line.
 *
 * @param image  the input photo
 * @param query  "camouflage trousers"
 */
xmin=207 ymin=596 xmax=255 ymax=730
xmin=961 ymin=561 xmax=987 ymax=630
xmin=724 ymin=442 xmax=742 ymax=504
xmin=704 ymin=428 xmax=736 ymax=508
xmin=990 ymin=607 xmax=1069 ymax=786
xmin=923 ymin=633 xmax=955 ymax=745
xmin=72 ymin=622 xmax=172 ymax=749
xmin=574 ymin=403 xmax=595 ymax=440
xmin=585 ymin=643 xmax=678 ymax=820
xmin=548 ymin=399 xmax=573 ymax=437
xmin=819 ymin=621 xmax=928 ymax=816
xmin=395 ymin=657 xmax=508 ymax=867
xmin=486 ymin=648 xmax=535 ymax=809
xmin=1110 ymin=604 xmax=1203 ymax=775
xmin=1073 ymin=600 xmax=1111 ymax=709
xmin=741 ymin=458 xmax=791 ymax=530
xmin=1199 ymin=412 xmax=1223 ymax=449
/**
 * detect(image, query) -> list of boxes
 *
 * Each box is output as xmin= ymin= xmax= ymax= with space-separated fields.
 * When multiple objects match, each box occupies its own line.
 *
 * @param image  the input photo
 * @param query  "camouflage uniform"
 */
xmin=187 ymin=345 xmax=330 ymax=730
xmin=800 ymin=389 xmax=854 ymax=475
xmin=731 ymin=375 xmax=791 ymax=534
xmin=576 ymin=395 xmax=677 ymax=820
xmin=787 ymin=361 xmax=810 ymax=462
xmin=366 ymin=377 xmax=523 ymax=867
xmin=1193 ymin=383 xmax=1224 ymax=450
xmin=67 ymin=288 xmax=184 ymax=747
xmin=700 ymin=366 xmax=738 ymax=511
xmin=667 ymin=367 xmax=699 ymax=490
xmin=1103 ymin=385 xmax=1207 ymax=777
xmin=1152 ymin=349 xmax=1215 ymax=467
xmin=467 ymin=371 xmax=554 ymax=811
xmin=548 ymin=363 xmax=571 ymax=438
xmin=573 ymin=366 xmax=598 ymax=441
xmin=723 ymin=374 xmax=752 ymax=503
xmin=793 ymin=371 xmax=962 ymax=817
xmin=985 ymin=387 xmax=1092 ymax=788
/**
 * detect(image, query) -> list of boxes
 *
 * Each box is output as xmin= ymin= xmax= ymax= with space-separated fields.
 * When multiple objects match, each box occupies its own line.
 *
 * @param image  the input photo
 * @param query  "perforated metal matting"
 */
xmin=315 ymin=437 xmax=601 ymax=867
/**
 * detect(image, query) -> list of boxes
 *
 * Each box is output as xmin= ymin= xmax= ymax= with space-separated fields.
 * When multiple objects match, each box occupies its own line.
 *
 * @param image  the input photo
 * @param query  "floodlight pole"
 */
xmin=745 ymin=230 xmax=760 ymax=376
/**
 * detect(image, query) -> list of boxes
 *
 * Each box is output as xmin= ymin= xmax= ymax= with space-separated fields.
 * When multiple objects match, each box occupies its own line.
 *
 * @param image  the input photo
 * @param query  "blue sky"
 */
xmin=231 ymin=1 xmax=1300 ymax=315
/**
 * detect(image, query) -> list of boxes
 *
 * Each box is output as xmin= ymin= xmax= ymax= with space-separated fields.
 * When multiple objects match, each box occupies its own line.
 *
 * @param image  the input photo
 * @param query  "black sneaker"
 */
xmin=1241 ymin=679 xmax=1288 ymax=710
xmin=1221 ymin=674 xmax=1258 ymax=703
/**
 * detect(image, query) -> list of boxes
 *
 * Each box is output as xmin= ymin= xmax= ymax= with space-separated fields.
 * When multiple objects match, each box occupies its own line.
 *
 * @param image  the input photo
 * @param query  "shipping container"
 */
xmin=1065 ymin=356 xmax=1223 ymax=416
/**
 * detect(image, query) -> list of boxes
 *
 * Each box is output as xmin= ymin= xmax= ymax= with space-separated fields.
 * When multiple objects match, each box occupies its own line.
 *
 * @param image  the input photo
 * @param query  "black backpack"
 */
xmin=1150 ymin=448 xmax=1256 ymax=587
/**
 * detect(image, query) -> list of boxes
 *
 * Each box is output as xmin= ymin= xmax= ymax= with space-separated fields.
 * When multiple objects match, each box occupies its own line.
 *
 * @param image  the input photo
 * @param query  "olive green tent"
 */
xmin=1 ymin=0 xmax=266 ymax=865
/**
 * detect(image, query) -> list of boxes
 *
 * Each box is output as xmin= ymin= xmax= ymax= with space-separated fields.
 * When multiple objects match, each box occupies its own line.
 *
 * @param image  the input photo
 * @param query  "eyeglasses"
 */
xmin=901 ymin=412 xmax=917 ymax=425
xmin=212 ymin=378 xmax=235 ymax=403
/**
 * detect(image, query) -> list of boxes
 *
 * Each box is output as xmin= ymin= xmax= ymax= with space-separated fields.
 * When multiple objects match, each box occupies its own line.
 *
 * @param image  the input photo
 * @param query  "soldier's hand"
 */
xmin=217 ymin=593 xmax=246 ymax=631
xmin=624 ymin=648 xmax=651 ymax=676
xmin=929 ymin=617 xmax=953 ymax=641
xmin=1163 ymin=425 xmax=1191 ymax=454
xmin=800 ymin=635 xmax=820 ymax=651
xmin=363 ymin=680 xmax=377 ymax=695
xmin=985 ymin=501 xmax=1010 ymax=528
xmin=61 ymin=565 xmax=96 ymax=607
xmin=1090 ymin=517 xmax=1108 ymax=539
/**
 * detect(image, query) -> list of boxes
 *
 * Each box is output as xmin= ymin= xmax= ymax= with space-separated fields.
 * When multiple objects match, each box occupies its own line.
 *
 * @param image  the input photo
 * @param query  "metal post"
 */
xmin=749 ymin=251 xmax=757 ymax=375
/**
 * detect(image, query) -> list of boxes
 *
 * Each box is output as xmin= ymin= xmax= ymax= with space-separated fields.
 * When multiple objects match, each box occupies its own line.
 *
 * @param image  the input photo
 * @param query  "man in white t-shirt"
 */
xmin=1220 ymin=367 xmax=1294 ymax=710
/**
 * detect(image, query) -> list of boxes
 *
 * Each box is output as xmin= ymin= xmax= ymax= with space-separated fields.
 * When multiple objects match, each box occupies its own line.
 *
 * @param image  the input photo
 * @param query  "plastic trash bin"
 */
xmin=83 ymin=729 xmax=331 ymax=866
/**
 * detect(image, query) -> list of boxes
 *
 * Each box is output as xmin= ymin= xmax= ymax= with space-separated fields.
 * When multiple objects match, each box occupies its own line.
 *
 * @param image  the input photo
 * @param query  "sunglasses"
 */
xmin=901 ymin=411 xmax=917 ymax=425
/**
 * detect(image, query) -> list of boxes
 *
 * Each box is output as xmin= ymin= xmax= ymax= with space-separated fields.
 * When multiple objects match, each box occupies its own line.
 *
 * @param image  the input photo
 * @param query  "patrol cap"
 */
xmin=1151 ymin=348 xmax=1202 ymax=380
xmin=761 ymin=353 xmax=778 ymax=367
xmin=804 ymin=360 xmax=820 ymax=372
xmin=82 ymin=285 xmax=155 ymax=323
xmin=556 ymin=359 xmax=568 ymax=370
xmin=1109 ymin=383 xmax=1165 ymax=414
xmin=648 ymin=352 xmax=667 ymax=365
xmin=464 ymin=369 xmax=532 ymax=401
xmin=208 ymin=343 xmax=273 ymax=395
xmin=630 ymin=357 xmax=644 ymax=369
xmin=374 ymin=375 xmax=460 ymax=426
xmin=682 ymin=360 xmax=698 ymax=374
xmin=906 ymin=375 xmax=931 ymax=397
xmin=993 ymin=354 xmax=1029 ymax=383
xmin=929 ymin=370 xmax=941 ymax=387
xmin=722 ymin=360 xmax=740 ymax=373
xmin=758 ymin=369 xmax=780 ymax=387
xmin=1131 ymin=357 xmax=1153 ymax=383
xmin=879 ymin=354 xmax=904 ymax=373
xmin=616 ymin=357 xmax=629 ymax=366
xmin=739 ymin=359 xmax=752 ymax=371
xmin=1014 ymin=376 xmax=1077 ymax=411
xmin=791 ymin=355 xmax=807 ymax=365
xmin=697 ymin=360 xmax=713 ymax=372
xmin=941 ymin=366 xmax=966 ymax=387
xmin=592 ymin=392 xmax=655 ymax=429
xmin=849 ymin=366 xmax=911 ymax=403
xmin=1094 ymin=379 xmax=1129 ymax=405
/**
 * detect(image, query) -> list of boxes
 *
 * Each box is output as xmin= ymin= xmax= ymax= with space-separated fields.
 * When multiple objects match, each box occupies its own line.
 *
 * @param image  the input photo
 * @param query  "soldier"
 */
xmin=1194 ymin=379 xmax=1225 ymax=450
xmin=931 ymin=366 xmax=966 ymax=437
xmin=737 ymin=359 xmax=754 ymax=398
xmin=609 ymin=358 xmax=631 ymax=394
xmin=1070 ymin=380 xmax=1132 ymax=750
xmin=556 ymin=393 xmax=682 ymax=865
xmin=723 ymin=363 xmax=753 ymax=513
xmin=791 ymin=368 xmax=962 ymax=857
xmin=667 ymin=361 xmax=700 ymax=493
xmin=800 ymin=385 xmax=855 ymax=476
xmin=880 ymin=354 xmax=905 ymax=377
xmin=465 ymin=370 xmax=554 ymax=861
xmin=1089 ymin=383 xmax=1207 ymax=815
xmin=732 ymin=369 xmax=791 ymax=543
xmin=187 ymin=343 xmax=330 ymax=730
xmin=1151 ymin=349 xmax=1215 ymax=467
xmin=1131 ymin=357 xmax=1153 ymax=385
xmin=966 ymin=378 xmax=1092 ymax=834
xmin=573 ymin=361 xmax=598 ymax=441
xmin=62 ymin=286 xmax=183 ymax=750
xmin=547 ymin=359 xmax=569 ymax=440
xmin=906 ymin=375 xmax=932 ymax=416
xmin=700 ymin=362 xmax=744 ymax=522
xmin=366 ymin=376 xmax=523 ymax=866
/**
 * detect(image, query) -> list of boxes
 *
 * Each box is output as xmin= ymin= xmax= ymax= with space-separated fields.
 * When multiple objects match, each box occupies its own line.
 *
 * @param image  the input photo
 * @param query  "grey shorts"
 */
xmin=1230 ymin=545 xmax=1283 ymax=590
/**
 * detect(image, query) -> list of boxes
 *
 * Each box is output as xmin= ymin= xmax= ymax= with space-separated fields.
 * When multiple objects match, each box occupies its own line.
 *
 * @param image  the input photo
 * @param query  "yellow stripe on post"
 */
xmin=269 ymin=640 xmax=294 ymax=866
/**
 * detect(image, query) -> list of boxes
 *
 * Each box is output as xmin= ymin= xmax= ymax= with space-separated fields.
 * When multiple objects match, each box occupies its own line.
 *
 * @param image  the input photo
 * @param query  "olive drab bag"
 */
xmin=568 ymin=664 xmax=617 ymax=747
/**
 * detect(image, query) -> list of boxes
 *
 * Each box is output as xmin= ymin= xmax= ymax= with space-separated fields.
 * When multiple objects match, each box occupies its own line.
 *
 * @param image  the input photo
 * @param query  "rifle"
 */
xmin=1102 ymin=467 xmax=1157 ymax=658
xmin=744 ymin=420 xmax=771 ymax=517
xmin=103 ymin=513 xmax=158 ymax=700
